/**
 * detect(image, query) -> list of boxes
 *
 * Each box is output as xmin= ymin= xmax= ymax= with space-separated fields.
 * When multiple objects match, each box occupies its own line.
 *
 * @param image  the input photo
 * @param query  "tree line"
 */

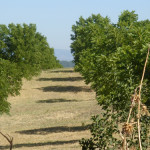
xmin=71 ymin=10 xmax=150 ymax=149
xmin=0 ymin=23 xmax=62 ymax=115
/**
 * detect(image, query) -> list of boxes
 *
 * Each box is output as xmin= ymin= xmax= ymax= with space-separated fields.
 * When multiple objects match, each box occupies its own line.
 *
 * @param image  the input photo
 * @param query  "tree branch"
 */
xmin=0 ymin=131 xmax=13 ymax=150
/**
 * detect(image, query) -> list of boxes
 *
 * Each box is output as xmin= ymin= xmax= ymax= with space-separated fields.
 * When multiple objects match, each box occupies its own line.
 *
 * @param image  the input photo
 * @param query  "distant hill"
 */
xmin=59 ymin=60 xmax=75 ymax=68
xmin=54 ymin=49 xmax=73 ymax=61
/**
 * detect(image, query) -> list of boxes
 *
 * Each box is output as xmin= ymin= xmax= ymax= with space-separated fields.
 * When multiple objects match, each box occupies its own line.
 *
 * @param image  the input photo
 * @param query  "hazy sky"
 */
xmin=0 ymin=0 xmax=150 ymax=50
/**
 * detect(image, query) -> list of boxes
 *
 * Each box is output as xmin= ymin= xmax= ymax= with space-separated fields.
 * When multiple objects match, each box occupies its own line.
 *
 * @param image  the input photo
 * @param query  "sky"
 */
xmin=0 ymin=0 xmax=150 ymax=51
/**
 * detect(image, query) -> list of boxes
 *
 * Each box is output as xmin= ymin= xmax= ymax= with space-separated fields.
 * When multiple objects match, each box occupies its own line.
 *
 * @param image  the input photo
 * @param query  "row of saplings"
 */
xmin=71 ymin=10 xmax=150 ymax=149
xmin=0 ymin=23 xmax=62 ymax=149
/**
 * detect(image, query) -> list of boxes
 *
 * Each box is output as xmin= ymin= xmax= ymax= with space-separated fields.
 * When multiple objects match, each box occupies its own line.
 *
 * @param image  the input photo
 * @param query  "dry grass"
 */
xmin=0 ymin=68 xmax=101 ymax=150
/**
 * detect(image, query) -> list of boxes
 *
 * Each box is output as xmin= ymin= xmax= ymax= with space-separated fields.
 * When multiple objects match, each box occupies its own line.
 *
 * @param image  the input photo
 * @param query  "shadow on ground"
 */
xmin=36 ymin=98 xmax=78 ymax=103
xmin=37 ymin=77 xmax=83 ymax=82
xmin=50 ymin=70 xmax=74 ymax=73
xmin=16 ymin=124 xmax=90 ymax=135
xmin=38 ymin=86 xmax=92 ymax=93
xmin=0 ymin=140 xmax=79 ymax=149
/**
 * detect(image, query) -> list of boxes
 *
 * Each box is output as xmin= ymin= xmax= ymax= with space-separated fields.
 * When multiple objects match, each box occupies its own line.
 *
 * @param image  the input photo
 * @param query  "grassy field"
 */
xmin=0 ymin=68 xmax=101 ymax=150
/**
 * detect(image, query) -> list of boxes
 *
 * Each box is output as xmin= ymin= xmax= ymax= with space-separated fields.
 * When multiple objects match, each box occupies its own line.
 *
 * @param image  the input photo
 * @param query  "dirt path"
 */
xmin=0 ymin=68 xmax=100 ymax=150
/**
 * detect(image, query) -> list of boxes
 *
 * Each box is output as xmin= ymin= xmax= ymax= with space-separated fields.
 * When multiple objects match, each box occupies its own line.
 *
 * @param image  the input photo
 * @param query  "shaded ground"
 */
xmin=38 ymin=85 xmax=92 ymax=93
xmin=36 ymin=98 xmax=79 ymax=103
xmin=0 ymin=68 xmax=101 ymax=150
xmin=0 ymin=140 xmax=79 ymax=149
xmin=16 ymin=124 xmax=90 ymax=135
xmin=38 ymin=77 xmax=83 ymax=82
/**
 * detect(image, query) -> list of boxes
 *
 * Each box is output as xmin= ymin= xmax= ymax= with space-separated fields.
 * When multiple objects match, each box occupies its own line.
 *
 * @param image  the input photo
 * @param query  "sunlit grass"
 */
xmin=0 ymin=68 xmax=101 ymax=150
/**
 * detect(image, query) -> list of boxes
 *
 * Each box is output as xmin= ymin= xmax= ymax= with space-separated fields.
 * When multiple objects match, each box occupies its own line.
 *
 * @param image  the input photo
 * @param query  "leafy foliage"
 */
xmin=71 ymin=10 xmax=150 ymax=149
xmin=0 ymin=23 xmax=62 ymax=114
xmin=0 ymin=23 xmax=62 ymax=78
xmin=0 ymin=59 xmax=22 ymax=114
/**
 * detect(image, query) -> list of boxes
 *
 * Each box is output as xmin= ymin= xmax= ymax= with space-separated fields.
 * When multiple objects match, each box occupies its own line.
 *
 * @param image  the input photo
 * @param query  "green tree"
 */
xmin=71 ymin=10 xmax=150 ymax=149
xmin=0 ymin=23 xmax=62 ymax=114
xmin=118 ymin=10 xmax=138 ymax=26
xmin=0 ymin=59 xmax=22 ymax=114
xmin=0 ymin=23 xmax=61 ymax=79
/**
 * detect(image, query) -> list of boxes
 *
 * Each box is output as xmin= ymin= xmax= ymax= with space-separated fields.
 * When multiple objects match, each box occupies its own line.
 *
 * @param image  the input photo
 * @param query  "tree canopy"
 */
xmin=0 ymin=23 xmax=62 ymax=114
xmin=71 ymin=10 xmax=150 ymax=149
